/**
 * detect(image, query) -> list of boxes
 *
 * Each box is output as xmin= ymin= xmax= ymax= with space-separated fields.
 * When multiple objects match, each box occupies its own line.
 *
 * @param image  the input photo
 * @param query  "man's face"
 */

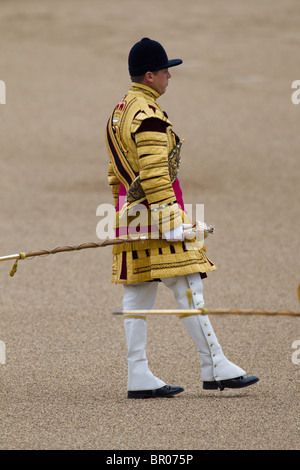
xmin=151 ymin=68 xmax=171 ymax=95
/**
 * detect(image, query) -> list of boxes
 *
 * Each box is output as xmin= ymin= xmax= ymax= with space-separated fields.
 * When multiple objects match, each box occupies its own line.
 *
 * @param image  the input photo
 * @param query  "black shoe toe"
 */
xmin=128 ymin=385 xmax=184 ymax=399
xmin=203 ymin=375 xmax=259 ymax=391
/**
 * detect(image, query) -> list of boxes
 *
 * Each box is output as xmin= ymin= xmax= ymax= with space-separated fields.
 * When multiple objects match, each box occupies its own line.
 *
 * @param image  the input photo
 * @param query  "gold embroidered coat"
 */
xmin=105 ymin=83 xmax=216 ymax=284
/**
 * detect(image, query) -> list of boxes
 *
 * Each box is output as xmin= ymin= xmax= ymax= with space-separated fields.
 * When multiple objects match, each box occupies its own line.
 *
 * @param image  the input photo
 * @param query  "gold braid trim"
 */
xmin=126 ymin=140 xmax=183 ymax=204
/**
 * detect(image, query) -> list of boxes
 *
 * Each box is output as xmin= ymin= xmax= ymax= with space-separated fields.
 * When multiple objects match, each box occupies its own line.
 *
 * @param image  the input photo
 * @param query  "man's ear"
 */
xmin=144 ymin=71 xmax=154 ymax=84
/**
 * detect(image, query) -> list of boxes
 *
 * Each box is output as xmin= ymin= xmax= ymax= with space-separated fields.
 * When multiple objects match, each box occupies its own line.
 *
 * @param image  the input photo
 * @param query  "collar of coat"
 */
xmin=129 ymin=82 xmax=160 ymax=101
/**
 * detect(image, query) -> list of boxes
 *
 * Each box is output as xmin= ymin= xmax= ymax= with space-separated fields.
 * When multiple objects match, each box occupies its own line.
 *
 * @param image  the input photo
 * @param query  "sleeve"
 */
xmin=108 ymin=162 xmax=120 ymax=208
xmin=134 ymin=117 xmax=182 ymax=233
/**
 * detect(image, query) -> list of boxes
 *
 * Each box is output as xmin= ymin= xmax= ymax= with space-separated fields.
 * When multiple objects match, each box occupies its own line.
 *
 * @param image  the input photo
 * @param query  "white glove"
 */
xmin=196 ymin=221 xmax=208 ymax=232
xmin=195 ymin=221 xmax=215 ymax=239
xmin=162 ymin=223 xmax=192 ymax=242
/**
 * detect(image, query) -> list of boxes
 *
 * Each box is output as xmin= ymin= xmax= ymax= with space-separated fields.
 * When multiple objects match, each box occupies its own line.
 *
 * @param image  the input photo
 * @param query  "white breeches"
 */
xmin=123 ymin=273 xmax=245 ymax=390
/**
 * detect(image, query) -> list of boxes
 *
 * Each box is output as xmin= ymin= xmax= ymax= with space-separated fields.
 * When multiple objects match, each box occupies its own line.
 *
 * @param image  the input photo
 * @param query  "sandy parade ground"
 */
xmin=0 ymin=0 xmax=299 ymax=452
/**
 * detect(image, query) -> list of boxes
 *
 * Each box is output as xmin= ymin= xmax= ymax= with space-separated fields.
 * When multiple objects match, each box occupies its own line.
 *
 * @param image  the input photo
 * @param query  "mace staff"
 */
xmin=0 ymin=225 xmax=215 ymax=277
xmin=0 ymin=238 xmax=144 ymax=277
xmin=112 ymin=308 xmax=300 ymax=317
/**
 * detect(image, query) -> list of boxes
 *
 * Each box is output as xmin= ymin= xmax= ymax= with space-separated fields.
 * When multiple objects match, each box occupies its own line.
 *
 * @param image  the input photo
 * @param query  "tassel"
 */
xmin=9 ymin=252 xmax=26 ymax=277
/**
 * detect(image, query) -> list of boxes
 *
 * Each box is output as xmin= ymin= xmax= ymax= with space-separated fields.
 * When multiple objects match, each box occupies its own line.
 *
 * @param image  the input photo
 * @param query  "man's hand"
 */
xmin=162 ymin=224 xmax=192 ymax=242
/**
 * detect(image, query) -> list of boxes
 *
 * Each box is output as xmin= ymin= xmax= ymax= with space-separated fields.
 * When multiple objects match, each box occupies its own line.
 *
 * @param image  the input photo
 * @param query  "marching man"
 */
xmin=105 ymin=38 xmax=259 ymax=398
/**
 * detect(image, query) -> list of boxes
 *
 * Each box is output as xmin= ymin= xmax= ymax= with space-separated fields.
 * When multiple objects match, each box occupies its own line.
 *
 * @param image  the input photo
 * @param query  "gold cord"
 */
xmin=9 ymin=252 xmax=26 ymax=277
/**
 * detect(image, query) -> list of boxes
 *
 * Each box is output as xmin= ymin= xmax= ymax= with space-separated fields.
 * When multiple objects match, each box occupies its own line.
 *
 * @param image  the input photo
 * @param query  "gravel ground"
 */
xmin=0 ymin=0 xmax=299 ymax=450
